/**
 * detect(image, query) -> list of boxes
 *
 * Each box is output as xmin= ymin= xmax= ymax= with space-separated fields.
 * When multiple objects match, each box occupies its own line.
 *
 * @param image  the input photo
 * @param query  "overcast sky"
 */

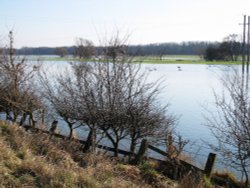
xmin=0 ymin=0 xmax=249 ymax=48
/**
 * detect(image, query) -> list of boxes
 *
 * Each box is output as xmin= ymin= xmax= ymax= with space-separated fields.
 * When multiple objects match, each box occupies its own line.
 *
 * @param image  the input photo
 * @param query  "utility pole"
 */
xmin=247 ymin=16 xmax=250 ymax=74
xmin=242 ymin=15 xmax=246 ymax=74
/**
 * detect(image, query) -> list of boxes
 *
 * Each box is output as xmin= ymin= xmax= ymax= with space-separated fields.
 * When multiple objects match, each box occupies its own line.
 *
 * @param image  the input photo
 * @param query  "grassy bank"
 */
xmin=0 ymin=121 xmax=178 ymax=188
xmin=1 ymin=121 xmax=247 ymax=187
xmin=133 ymin=55 xmax=242 ymax=65
xmin=30 ymin=55 xmax=242 ymax=65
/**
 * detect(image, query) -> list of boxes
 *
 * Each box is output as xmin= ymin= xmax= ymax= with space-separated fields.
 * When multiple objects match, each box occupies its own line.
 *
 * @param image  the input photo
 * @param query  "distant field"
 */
xmin=28 ymin=55 xmax=242 ymax=65
xmin=133 ymin=55 xmax=242 ymax=65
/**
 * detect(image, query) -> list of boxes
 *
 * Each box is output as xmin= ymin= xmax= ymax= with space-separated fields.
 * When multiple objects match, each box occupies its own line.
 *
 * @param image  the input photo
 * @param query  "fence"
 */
xmin=136 ymin=139 xmax=216 ymax=180
xmin=24 ymin=125 xmax=216 ymax=180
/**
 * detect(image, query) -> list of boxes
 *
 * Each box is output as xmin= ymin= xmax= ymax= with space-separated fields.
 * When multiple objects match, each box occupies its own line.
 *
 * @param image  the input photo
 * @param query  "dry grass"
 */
xmin=211 ymin=171 xmax=248 ymax=188
xmin=178 ymin=174 xmax=212 ymax=188
xmin=0 ymin=121 xmax=178 ymax=188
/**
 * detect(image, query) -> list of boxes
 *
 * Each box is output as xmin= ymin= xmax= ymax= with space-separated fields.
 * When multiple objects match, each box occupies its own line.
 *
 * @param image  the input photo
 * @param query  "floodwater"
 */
xmin=144 ymin=64 xmax=230 ymax=163
xmin=3 ymin=60 xmax=245 ymax=175
xmin=42 ymin=63 xmax=237 ymax=144
xmin=41 ymin=62 xmax=238 ymax=160
xmin=137 ymin=63 xmax=248 ymax=177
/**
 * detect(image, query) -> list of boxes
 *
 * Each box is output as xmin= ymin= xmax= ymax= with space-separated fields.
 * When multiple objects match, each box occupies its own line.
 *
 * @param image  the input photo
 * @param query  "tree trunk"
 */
xmin=82 ymin=127 xmax=96 ymax=153
xmin=129 ymin=138 xmax=137 ymax=161
xmin=68 ymin=123 xmax=74 ymax=139
xmin=82 ymin=129 xmax=92 ymax=152
xmin=41 ymin=109 xmax=45 ymax=125
xmin=13 ymin=110 xmax=18 ymax=122
xmin=104 ymin=131 xmax=119 ymax=157
xmin=130 ymin=138 xmax=137 ymax=153
xmin=19 ymin=112 xmax=27 ymax=126
xmin=29 ymin=113 xmax=36 ymax=127
xmin=91 ymin=127 xmax=96 ymax=153
xmin=114 ymin=142 xmax=119 ymax=157
xmin=243 ymin=164 xmax=248 ymax=187
xmin=134 ymin=139 xmax=148 ymax=165
xmin=245 ymin=177 xmax=248 ymax=188
xmin=69 ymin=128 xmax=73 ymax=139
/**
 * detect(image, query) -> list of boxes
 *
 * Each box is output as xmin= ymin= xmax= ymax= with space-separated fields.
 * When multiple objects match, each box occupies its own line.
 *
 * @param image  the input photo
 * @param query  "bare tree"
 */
xmin=40 ymin=34 xmax=175 ymax=157
xmin=74 ymin=38 xmax=94 ymax=59
xmin=82 ymin=35 xmax=174 ymax=156
xmin=79 ymin=35 xmax=166 ymax=156
xmin=205 ymin=70 xmax=250 ymax=186
xmin=39 ymin=66 xmax=82 ymax=139
xmin=221 ymin=34 xmax=241 ymax=61
xmin=125 ymin=82 xmax=175 ymax=155
xmin=0 ymin=31 xmax=42 ymax=125
xmin=102 ymin=34 xmax=127 ymax=62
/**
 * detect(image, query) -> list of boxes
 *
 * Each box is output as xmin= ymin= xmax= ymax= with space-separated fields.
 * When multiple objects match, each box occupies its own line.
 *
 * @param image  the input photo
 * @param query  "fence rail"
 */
xmin=23 ymin=125 xmax=215 ymax=179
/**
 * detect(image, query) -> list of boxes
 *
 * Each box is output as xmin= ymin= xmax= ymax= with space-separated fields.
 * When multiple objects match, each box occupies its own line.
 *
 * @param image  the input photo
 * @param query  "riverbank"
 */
xmin=0 ymin=121 xmax=178 ymax=188
xmin=1 ymin=121 xmax=248 ymax=188
xmin=133 ymin=55 xmax=242 ymax=65
xmin=27 ymin=55 xmax=242 ymax=65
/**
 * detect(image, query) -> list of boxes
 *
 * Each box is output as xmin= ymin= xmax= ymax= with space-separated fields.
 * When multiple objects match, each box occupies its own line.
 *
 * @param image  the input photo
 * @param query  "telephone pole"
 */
xmin=242 ymin=15 xmax=246 ymax=73
xmin=247 ymin=16 xmax=250 ymax=74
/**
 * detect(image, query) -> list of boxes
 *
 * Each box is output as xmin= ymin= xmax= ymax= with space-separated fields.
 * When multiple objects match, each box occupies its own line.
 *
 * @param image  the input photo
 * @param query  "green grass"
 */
xmin=137 ymin=60 xmax=242 ymax=65
xmin=133 ymin=55 xmax=242 ymax=65
xmin=29 ymin=55 xmax=242 ymax=65
xmin=35 ymin=56 xmax=92 ymax=62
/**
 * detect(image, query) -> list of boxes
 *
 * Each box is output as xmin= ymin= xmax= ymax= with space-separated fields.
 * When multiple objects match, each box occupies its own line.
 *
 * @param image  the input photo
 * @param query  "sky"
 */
xmin=0 ymin=0 xmax=250 ymax=48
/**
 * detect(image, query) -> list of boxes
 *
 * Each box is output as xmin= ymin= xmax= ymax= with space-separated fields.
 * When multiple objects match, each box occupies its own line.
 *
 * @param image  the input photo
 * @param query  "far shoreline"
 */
xmin=24 ymin=55 xmax=242 ymax=65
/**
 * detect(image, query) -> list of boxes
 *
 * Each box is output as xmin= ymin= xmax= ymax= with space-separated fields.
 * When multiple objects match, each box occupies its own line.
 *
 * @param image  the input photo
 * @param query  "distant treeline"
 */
xmin=16 ymin=41 xmax=218 ymax=56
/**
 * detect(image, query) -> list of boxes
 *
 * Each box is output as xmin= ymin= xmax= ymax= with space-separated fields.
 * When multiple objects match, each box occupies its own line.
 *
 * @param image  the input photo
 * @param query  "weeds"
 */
xmin=0 ymin=122 xmax=179 ymax=187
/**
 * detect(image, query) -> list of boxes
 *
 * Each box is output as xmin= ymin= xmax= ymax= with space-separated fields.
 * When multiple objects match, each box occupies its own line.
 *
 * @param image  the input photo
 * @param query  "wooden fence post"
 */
xmin=134 ymin=139 xmax=148 ymax=165
xmin=49 ymin=120 xmax=58 ymax=134
xmin=204 ymin=153 xmax=216 ymax=177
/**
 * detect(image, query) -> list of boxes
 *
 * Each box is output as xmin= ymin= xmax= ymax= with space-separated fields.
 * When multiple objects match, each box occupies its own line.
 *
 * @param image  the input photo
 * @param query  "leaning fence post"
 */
xmin=134 ymin=139 xmax=148 ymax=165
xmin=204 ymin=153 xmax=216 ymax=177
xmin=49 ymin=120 xmax=58 ymax=135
